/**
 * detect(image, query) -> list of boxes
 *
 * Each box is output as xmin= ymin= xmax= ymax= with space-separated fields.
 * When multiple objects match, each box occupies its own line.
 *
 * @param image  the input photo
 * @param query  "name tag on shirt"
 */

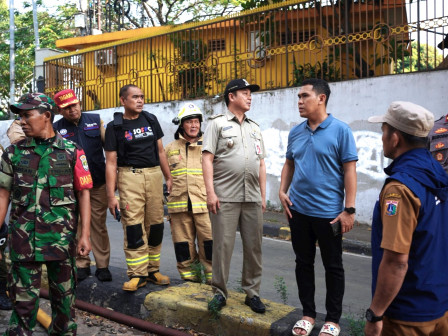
xmin=255 ymin=140 xmax=262 ymax=155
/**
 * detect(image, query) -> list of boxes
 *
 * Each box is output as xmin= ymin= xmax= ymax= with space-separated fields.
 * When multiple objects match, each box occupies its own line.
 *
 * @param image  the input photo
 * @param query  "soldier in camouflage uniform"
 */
xmin=0 ymin=93 xmax=93 ymax=335
xmin=0 ymin=221 xmax=12 ymax=310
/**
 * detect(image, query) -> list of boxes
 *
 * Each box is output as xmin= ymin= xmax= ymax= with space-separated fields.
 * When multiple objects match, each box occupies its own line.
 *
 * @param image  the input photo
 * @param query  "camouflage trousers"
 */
xmin=4 ymin=258 xmax=77 ymax=336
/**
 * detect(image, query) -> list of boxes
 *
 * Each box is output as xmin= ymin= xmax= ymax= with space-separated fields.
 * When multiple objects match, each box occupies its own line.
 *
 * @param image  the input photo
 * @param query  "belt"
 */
xmin=118 ymin=166 xmax=160 ymax=173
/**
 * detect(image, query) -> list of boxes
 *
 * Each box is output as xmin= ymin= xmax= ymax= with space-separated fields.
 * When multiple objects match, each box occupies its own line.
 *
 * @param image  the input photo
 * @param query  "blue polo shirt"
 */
xmin=286 ymin=114 xmax=358 ymax=218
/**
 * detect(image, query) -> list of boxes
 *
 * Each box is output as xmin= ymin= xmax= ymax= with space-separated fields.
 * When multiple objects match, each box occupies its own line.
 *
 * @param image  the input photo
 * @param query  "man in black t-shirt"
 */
xmin=105 ymin=84 xmax=173 ymax=291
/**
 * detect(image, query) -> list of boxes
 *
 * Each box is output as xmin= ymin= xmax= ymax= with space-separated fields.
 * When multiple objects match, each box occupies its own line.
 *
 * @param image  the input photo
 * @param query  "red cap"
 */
xmin=54 ymin=89 xmax=79 ymax=108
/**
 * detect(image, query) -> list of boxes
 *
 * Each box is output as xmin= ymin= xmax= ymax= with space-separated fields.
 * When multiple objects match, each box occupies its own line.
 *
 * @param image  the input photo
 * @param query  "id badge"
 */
xmin=254 ymin=140 xmax=262 ymax=155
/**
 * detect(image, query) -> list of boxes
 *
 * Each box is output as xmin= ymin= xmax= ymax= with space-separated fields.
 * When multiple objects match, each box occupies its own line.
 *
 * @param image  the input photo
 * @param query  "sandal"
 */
xmin=292 ymin=319 xmax=315 ymax=336
xmin=319 ymin=323 xmax=340 ymax=336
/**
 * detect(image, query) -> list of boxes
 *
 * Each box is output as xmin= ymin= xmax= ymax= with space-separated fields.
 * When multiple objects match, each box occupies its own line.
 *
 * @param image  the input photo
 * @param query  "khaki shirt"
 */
xmin=202 ymin=110 xmax=265 ymax=202
xmin=380 ymin=181 xmax=421 ymax=254
xmin=165 ymin=135 xmax=207 ymax=214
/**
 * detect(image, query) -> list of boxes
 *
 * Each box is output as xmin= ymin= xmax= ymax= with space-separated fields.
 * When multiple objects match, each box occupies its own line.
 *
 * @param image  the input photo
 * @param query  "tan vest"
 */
xmin=428 ymin=115 xmax=448 ymax=173
xmin=165 ymin=135 xmax=207 ymax=213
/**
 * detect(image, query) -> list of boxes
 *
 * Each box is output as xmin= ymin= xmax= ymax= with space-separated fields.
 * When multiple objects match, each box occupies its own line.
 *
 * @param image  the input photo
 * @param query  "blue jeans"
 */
xmin=289 ymin=210 xmax=344 ymax=323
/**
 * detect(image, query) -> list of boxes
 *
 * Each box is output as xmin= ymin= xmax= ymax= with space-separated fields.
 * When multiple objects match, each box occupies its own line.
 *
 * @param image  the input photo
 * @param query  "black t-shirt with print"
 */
xmin=105 ymin=112 xmax=164 ymax=168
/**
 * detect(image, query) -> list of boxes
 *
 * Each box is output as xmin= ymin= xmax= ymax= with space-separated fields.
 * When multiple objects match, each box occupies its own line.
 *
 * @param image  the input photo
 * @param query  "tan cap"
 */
xmin=368 ymin=101 xmax=434 ymax=137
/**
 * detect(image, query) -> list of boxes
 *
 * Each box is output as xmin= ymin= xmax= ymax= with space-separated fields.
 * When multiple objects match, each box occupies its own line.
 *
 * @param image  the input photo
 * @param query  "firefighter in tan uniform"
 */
xmin=165 ymin=103 xmax=213 ymax=283
xmin=105 ymin=84 xmax=172 ymax=291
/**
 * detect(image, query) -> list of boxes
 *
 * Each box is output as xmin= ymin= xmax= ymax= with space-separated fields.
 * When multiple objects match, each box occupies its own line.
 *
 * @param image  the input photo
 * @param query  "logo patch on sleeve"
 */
xmin=385 ymin=200 xmax=399 ymax=216
xmin=80 ymin=154 xmax=89 ymax=171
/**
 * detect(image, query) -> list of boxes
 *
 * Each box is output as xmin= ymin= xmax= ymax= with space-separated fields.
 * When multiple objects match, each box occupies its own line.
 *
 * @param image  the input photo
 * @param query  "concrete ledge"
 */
xmin=144 ymin=282 xmax=298 ymax=336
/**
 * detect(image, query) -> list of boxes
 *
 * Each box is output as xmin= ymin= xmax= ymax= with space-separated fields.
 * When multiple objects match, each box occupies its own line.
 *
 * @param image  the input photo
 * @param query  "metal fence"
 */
xmin=44 ymin=0 xmax=448 ymax=112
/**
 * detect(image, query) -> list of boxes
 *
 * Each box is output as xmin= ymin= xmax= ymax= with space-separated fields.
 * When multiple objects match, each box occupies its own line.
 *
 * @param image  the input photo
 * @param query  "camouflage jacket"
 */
xmin=0 ymin=133 xmax=92 ymax=262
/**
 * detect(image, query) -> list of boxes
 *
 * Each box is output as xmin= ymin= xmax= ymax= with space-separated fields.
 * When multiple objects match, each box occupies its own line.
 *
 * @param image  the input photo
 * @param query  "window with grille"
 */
xmin=209 ymin=39 xmax=226 ymax=51
xmin=280 ymin=31 xmax=315 ymax=45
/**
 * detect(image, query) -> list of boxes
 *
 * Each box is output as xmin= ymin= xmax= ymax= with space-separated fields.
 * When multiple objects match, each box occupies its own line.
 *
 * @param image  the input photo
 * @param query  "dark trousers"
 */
xmin=289 ymin=210 xmax=344 ymax=323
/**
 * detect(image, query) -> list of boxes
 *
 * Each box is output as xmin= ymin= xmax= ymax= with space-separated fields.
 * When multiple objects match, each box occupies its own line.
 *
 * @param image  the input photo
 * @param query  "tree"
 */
xmin=396 ymin=41 xmax=444 ymax=73
xmin=0 ymin=0 xmax=77 ymax=119
xmin=87 ymin=0 xmax=245 ymax=32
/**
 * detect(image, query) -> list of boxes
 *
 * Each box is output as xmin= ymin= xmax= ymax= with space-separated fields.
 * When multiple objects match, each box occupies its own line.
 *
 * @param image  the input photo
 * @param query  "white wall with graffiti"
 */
xmin=1 ymin=69 xmax=446 ymax=225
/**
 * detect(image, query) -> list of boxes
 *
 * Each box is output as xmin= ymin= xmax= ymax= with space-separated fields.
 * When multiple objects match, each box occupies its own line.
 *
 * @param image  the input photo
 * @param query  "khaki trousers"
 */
xmin=169 ymin=212 xmax=212 ymax=281
xmin=382 ymin=311 xmax=448 ymax=336
xmin=210 ymin=202 xmax=263 ymax=299
xmin=118 ymin=167 xmax=164 ymax=278
xmin=76 ymin=183 xmax=110 ymax=269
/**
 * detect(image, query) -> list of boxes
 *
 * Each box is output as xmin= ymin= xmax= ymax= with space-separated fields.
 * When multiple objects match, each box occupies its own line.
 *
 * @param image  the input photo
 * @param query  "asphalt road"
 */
xmin=105 ymin=211 xmax=372 ymax=318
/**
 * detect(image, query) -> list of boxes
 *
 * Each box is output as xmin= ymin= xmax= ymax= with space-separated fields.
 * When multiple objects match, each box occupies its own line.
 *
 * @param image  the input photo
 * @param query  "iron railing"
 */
xmin=44 ymin=0 xmax=448 ymax=112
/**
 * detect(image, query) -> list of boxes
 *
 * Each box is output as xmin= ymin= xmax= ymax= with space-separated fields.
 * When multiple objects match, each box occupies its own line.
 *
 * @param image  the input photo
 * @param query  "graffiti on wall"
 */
xmin=262 ymin=128 xmax=389 ymax=181
xmin=353 ymin=131 xmax=389 ymax=181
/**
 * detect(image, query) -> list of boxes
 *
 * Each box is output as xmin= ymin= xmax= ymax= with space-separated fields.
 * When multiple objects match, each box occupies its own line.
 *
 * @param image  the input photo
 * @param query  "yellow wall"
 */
xmin=45 ymin=1 xmax=410 ymax=111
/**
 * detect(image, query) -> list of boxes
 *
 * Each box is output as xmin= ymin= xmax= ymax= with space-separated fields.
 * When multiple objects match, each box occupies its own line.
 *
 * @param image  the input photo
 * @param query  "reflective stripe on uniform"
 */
xmin=168 ymin=201 xmax=207 ymax=210
xmin=180 ymin=271 xmax=194 ymax=279
xmin=126 ymin=255 xmax=149 ymax=266
xmin=205 ymin=272 xmax=212 ymax=280
xmin=167 ymin=201 xmax=188 ymax=209
xmin=170 ymin=168 xmax=203 ymax=176
xmin=148 ymin=253 xmax=161 ymax=261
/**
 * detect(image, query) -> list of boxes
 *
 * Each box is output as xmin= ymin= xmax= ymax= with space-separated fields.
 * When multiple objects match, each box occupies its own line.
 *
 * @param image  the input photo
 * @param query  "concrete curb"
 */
xmin=74 ymin=271 xmax=357 ymax=336
xmin=143 ymin=282 xmax=354 ymax=336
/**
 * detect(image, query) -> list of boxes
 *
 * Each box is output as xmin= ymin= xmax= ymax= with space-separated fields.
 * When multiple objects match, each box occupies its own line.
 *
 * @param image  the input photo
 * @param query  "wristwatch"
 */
xmin=365 ymin=308 xmax=383 ymax=322
xmin=344 ymin=207 xmax=356 ymax=214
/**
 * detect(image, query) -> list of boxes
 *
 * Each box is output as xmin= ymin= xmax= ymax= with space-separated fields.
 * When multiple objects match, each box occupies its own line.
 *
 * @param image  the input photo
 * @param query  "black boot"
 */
xmin=0 ymin=280 xmax=12 ymax=310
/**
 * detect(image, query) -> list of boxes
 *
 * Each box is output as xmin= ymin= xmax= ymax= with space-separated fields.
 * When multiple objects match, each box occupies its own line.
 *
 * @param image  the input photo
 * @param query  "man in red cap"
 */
xmin=53 ymin=89 xmax=112 ymax=282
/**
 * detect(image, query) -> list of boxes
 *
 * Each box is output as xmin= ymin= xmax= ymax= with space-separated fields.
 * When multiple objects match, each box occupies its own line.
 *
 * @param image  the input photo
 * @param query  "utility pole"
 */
xmin=32 ymin=0 xmax=40 ymax=50
xmin=32 ymin=0 xmax=40 ymax=92
xmin=9 ymin=0 xmax=15 ymax=118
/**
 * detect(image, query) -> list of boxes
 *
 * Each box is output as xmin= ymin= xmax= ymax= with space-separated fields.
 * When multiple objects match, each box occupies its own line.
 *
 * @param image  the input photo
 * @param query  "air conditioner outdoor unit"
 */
xmin=95 ymin=49 xmax=116 ymax=66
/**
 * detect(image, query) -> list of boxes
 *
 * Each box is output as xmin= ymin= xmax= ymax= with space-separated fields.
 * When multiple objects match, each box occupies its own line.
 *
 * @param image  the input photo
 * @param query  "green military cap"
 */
xmin=9 ymin=93 xmax=56 ymax=114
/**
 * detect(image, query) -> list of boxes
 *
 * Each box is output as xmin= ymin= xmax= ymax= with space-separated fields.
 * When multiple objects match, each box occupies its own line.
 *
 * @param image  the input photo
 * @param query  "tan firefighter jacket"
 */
xmin=165 ymin=134 xmax=208 ymax=213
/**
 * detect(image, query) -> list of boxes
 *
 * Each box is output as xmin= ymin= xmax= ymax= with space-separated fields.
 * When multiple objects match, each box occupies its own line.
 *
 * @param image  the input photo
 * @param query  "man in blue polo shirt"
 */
xmin=279 ymin=78 xmax=358 ymax=336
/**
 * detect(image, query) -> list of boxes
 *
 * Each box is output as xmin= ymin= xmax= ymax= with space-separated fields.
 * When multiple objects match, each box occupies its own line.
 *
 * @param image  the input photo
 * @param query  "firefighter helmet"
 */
xmin=172 ymin=103 xmax=203 ymax=125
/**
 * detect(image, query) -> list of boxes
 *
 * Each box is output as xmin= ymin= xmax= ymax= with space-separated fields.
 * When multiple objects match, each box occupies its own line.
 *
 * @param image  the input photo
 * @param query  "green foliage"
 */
xmin=207 ymin=298 xmax=222 ymax=320
xmin=0 ymin=1 xmax=76 ymax=113
xmin=88 ymin=0 xmax=245 ymax=30
xmin=190 ymin=260 xmax=206 ymax=284
xmin=240 ymin=0 xmax=285 ymax=10
xmin=274 ymin=275 xmax=288 ymax=305
xmin=344 ymin=311 xmax=366 ymax=336
xmin=0 ymin=109 xmax=9 ymax=120
xmin=168 ymin=33 xmax=218 ymax=99
xmin=292 ymin=56 xmax=341 ymax=86
xmin=396 ymin=41 xmax=443 ymax=73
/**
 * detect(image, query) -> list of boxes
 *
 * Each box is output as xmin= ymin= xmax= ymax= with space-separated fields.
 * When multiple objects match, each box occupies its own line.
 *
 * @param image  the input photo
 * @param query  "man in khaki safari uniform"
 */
xmin=105 ymin=84 xmax=172 ymax=291
xmin=165 ymin=103 xmax=213 ymax=283
xmin=202 ymin=78 xmax=267 ymax=314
